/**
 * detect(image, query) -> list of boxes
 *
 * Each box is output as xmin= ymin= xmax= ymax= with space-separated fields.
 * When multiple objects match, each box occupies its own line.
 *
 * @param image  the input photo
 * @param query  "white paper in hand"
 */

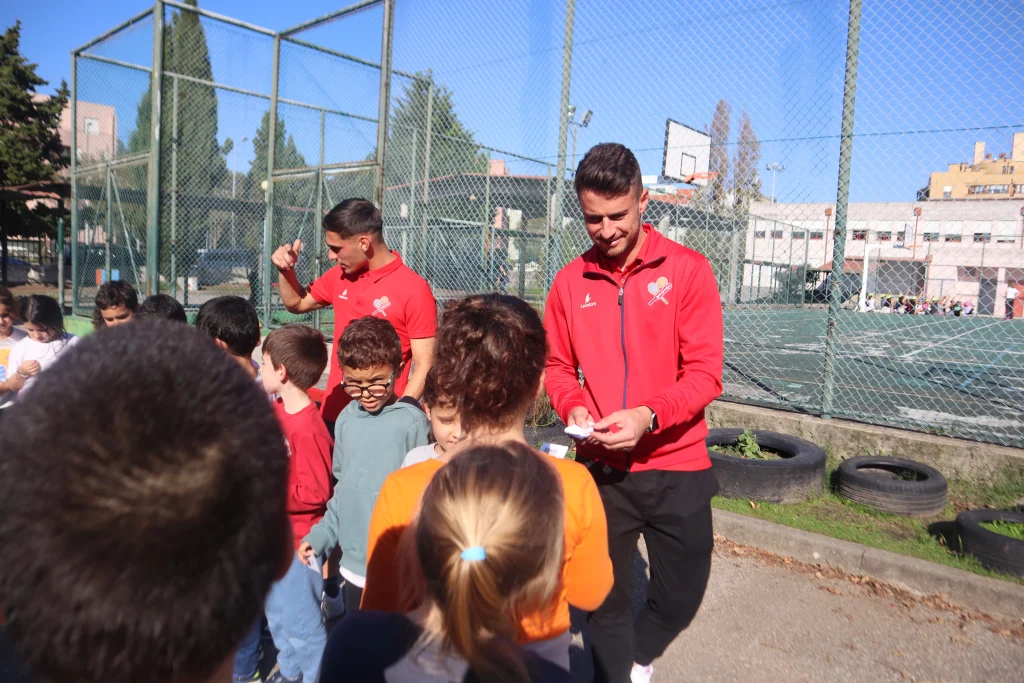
xmin=564 ymin=422 xmax=594 ymax=439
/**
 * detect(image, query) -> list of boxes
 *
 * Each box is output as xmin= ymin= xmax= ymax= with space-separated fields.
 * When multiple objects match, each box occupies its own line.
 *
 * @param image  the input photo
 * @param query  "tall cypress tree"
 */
xmin=127 ymin=0 xmax=225 ymax=276
xmin=731 ymin=109 xmax=762 ymax=212
xmin=0 ymin=21 xmax=69 ymax=237
xmin=704 ymin=98 xmax=732 ymax=213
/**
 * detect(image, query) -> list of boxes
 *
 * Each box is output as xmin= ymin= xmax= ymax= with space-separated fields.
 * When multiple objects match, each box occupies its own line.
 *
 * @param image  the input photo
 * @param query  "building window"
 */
xmin=943 ymin=186 xmax=952 ymax=199
xmin=771 ymin=230 xmax=783 ymax=239
xmin=973 ymin=233 xmax=991 ymax=243
xmin=877 ymin=232 xmax=892 ymax=241
xmin=996 ymin=235 xmax=1016 ymax=244
xmin=755 ymin=231 xmax=766 ymax=239
xmin=945 ymin=234 xmax=962 ymax=243
xmin=969 ymin=184 xmax=1011 ymax=195
xmin=852 ymin=230 xmax=866 ymax=241
xmin=793 ymin=231 xmax=805 ymax=239
xmin=923 ymin=232 xmax=939 ymax=242
xmin=896 ymin=231 xmax=906 ymax=242
xmin=809 ymin=231 xmax=823 ymax=240
xmin=1017 ymin=185 xmax=1024 ymax=194
xmin=84 ymin=117 xmax=100 ymax=135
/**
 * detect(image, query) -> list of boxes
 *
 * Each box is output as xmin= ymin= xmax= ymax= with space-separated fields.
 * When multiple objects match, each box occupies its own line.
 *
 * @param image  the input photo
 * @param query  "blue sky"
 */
xmin=4 ymin=0 xmax=1022 ymax=203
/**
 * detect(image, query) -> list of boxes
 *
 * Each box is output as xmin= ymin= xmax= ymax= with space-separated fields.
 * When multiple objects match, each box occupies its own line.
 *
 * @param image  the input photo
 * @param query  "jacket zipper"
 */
xmin=618 ymin=275 xmax=632 ymax=472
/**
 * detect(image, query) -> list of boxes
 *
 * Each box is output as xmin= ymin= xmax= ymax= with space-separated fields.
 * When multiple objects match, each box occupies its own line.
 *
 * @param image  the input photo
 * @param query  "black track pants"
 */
xmin=583 ymin=463 xmax=718 ymax=683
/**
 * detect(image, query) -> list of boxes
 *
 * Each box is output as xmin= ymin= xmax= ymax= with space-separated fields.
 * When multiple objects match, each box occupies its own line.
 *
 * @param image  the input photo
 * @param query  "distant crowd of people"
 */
xmin=858 ymin=293 xmax=976 ymax=316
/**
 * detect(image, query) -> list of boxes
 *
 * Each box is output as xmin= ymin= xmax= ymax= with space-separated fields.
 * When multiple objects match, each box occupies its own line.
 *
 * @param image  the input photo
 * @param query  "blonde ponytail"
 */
xmin=412 ymin=442 xmax=565 ymax=683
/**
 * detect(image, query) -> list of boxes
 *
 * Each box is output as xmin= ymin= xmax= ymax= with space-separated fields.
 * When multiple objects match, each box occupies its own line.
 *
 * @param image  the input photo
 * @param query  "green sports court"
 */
xmin=721 ymin=307 xmax=1024 ymax=448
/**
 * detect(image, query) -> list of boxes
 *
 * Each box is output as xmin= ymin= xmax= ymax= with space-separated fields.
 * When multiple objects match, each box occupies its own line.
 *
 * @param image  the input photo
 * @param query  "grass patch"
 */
xmin=982 ymin=520 xmax=1024 ymax=542
xmin=526 ymin=393 xmax=561 ymax=428
xmin=713 ymin=460 xmax=1024 ymax=585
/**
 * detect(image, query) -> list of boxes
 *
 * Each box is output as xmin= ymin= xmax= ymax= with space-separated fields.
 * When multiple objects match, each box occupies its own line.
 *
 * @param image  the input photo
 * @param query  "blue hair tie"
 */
xmin=460 ymin=546 xmax=486 ymax=562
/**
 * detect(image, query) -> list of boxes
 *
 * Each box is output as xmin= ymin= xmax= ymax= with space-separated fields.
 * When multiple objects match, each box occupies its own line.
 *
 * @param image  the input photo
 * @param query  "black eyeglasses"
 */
xmin=342 ymin=372 xmax=394 ymax=399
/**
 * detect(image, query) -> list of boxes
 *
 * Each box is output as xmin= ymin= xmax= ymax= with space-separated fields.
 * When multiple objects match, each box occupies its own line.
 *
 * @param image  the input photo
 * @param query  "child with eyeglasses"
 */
xmin=299 ymin=316 xmax=429 ymax=621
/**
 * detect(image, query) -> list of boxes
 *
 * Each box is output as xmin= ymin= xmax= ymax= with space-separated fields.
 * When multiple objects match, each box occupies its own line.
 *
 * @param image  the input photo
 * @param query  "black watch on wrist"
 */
xmin=646 ymin=409 xmax=658 ymax=433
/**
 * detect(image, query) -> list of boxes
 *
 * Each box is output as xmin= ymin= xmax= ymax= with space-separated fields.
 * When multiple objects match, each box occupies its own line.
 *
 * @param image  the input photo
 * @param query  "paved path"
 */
xmin=567 ymin=538 xmax=1023 ymax=683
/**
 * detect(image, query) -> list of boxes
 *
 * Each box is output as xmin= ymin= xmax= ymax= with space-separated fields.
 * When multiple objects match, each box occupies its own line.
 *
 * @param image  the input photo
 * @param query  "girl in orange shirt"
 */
xmin=360 ymin=294 xmax=613 ymax=670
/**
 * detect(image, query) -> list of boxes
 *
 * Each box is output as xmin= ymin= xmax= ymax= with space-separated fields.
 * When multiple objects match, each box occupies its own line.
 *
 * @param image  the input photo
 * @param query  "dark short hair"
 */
xmin=0 ymin=320 xmax=291 ymax=683
xmin=0 ymin=285 xmax=15 ymax=311
xmin=19 ymin=295 xmax=64 ymax=335
xmin=432 ymin=295 xmax=546 ymax=434
xmin=574 ymin=142 xmax=642 ymax=198
xmin=262 ymin=323 xmax=329 ymax=391
xmin=195 ymin=295 xmax=261 ymax=358
xmin=420 ymin=368 xmax=451 ymax=409
xmin=137 ymin=293 xmax=188 ymax=323
xmin=322 ymin=198 xmax=383 ymax=239
xmin=92 ymin=280 xmax=139 ymax=329
xmin=337 ymin=316 xmax=402 ymax=372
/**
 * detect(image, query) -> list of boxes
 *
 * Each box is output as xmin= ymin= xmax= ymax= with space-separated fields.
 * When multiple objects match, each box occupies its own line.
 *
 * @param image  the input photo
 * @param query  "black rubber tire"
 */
xmin=956 ymin=508 xmax=1024 ymax=577
xmin=706 ymin=429 xmax=826 ymax=504
xmin=837 ymin=456 xmax=947 ymax=517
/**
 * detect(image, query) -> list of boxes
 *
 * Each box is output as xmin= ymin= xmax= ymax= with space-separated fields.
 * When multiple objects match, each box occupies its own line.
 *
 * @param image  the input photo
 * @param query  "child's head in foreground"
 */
xmin=410 ymin=441 xmax=565 ymax=682
xmin=19 ymin=294 xmax=65 ymax=343
xmin=137 ymin=293 xmax=188 ymax=323
xmin=195 ymin=295 xmax=261 ymax=360
xmin=421 ymin=369 xmax=461 ymax=455
xmin=92 ymin=280 xmax=139 ymax=329
xmin=261 ymin=323 xmax=329 ymax=396
xmin=0 ymin=286 xmax=15 ymax=337
xmin=432 ymin=294 xmax=547 ymax=436
xmin=337 ymin=315 xmax=402 ymax=414
xmin=0 ymin=320 xmax=291 ymax=683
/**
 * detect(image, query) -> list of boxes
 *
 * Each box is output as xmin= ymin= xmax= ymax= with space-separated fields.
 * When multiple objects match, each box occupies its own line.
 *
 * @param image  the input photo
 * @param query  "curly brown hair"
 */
xmin=337 ymin=316 xmax=403 ymax=372
xmin=432 ymin=295 xmax=547 ymax=434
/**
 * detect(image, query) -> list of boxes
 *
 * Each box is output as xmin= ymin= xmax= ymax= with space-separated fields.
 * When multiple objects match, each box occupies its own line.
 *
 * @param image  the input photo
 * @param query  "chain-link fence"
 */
xmin=71 ymin=0 xmax=1024 ymax=448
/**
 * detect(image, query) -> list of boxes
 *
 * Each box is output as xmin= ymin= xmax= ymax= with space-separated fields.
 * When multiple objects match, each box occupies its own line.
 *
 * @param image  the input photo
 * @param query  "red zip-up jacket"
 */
xmin=544 ymin=225 xmax=723 ymax=472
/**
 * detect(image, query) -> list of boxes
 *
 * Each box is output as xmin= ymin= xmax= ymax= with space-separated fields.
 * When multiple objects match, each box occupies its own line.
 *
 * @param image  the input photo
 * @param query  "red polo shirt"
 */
xmin=309 ymin=253 xmax=437 ymax=422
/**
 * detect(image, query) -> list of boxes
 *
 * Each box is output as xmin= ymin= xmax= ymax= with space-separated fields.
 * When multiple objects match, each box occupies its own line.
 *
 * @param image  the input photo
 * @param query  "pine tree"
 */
xmin=0 ymin=21 xmax=69 ymax=236
xmin=731 ymin=109 xmax=762 ymax=212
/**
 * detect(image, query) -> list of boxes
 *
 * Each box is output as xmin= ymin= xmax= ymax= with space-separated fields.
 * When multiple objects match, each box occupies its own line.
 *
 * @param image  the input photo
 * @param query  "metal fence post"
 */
xmin=418 ymin=78 xmax=434 ymax=273
xmin=263 ymin=34 xmax=281 ymax=328
xmin=144 ymin=0 xmax=165 ymax=297
xmin=548 ymin=0 xmax=576 ymax=290
xmin=104 ymin=164 xmax=112 ymax=282
xmin=480 ymin=151 xmax=492 ymax=290
xmin=170 ymin=75 xmax=179 ymax=302
xmin=373 ymin=0 xmax=395 ymax=209
xmin=57 ymin=217 xmax=65 ymax=310
xmin=408 ymin=128 xmax=417 ymax=260
xmin=70 ymin=51 xmax=79 ymax=313
xmin=820 ymin=0 xmax=863 ymax=418
xmin=313 ymin=108 xmax=325 ymax=332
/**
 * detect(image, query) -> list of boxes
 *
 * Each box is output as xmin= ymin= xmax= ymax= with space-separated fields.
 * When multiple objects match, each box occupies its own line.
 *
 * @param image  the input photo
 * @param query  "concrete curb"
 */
xmin=712 ymin=508 xmax=1024 ymax=619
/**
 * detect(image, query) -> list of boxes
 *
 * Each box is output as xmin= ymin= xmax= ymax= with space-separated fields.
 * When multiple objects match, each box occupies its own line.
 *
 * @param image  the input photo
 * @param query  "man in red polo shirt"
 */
xmin=272 ymin=198 xmax=436 ymax=424
xmin=544 ymin=143 xmax=723 ymax=683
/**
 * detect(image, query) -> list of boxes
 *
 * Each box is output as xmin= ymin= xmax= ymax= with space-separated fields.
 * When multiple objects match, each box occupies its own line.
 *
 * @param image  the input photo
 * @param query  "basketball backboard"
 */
xmin=662 ymin=118 xmax=712 ymax=186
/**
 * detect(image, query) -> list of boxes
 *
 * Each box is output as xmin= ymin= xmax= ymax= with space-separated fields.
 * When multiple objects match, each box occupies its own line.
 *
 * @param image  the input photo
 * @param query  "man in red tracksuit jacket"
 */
xmin=544 ymin=143 xmax=723 ymax=683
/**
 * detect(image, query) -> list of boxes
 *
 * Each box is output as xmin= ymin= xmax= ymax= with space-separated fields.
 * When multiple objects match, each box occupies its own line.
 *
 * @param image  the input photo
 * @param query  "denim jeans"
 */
xmin=265 ymin=553 xmax=328 ymax=680
xmin=232 ymin=619 xmax=262 ymax=680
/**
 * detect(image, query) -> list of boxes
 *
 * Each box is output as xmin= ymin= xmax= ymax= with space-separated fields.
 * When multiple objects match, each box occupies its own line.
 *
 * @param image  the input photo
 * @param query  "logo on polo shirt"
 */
xmin=373 ymin=295 xmax=392 ymax=316
xmin=339 ymin=289 xmax=348 ymax=300
xmin=647 ymin=277 xmax=672 ymax=306
xmin=580 ymin=292 xmax=597 ymax=309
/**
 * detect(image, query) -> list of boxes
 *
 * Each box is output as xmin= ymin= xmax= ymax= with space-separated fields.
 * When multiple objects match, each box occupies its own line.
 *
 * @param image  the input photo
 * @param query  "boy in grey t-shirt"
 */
xmin=300 ymin=317 xmax=429 ymax=624
xmin=401 ymin=370 xmax=462 ymax=468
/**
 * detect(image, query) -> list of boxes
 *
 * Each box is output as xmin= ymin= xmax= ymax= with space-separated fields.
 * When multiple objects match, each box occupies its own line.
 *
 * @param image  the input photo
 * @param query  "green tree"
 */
xmin=0 ymin=21 xmax=69 ymax=237
xmin=731 ymin=109 xmax=762 ymax=213
xmin=244 ymin=110 xmax=311 ymax=253
xmin=127 ymin=0 xmax=225 ymax=276
xmin=692 ymin=99 xmax=731 ymax=215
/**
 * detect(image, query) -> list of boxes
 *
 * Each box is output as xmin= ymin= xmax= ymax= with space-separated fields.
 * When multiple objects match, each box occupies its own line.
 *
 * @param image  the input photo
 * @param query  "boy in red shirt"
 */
xmin=257 ymin=324 xmax=334 ymax=683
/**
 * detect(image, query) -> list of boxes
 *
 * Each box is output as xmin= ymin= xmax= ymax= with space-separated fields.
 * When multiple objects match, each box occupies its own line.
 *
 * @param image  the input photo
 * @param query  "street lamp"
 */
xmin=231 ymin=136 xmax=248 ymax=248
xmin=765 ymin=162 xmax=786 ymax=203
xmin=568 ymin=105 xmax=593 ymax=178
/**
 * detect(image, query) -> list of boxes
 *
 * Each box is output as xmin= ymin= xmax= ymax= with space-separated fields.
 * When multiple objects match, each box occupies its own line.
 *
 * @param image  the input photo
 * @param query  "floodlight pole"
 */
xmin=766 ymin=162 xmax=785 ymax=203
xmin=263 ymin=34 xmax=281 ymax=328
xmin=373 ymin=0 xmax=395 ymax=209
xmin=549 ymin=0 xmax=576 ymax=290
xmin=821 ymin=0 xmax=862 ymax=419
